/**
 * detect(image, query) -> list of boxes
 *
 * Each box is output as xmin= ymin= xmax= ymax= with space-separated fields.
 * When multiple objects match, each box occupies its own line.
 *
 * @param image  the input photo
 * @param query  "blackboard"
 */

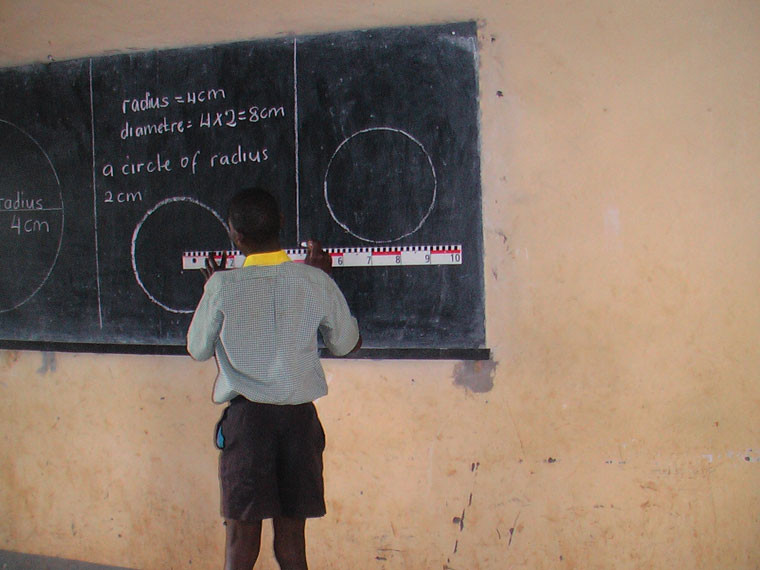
xmin=0 ymin=22 xmax=488 ymax=359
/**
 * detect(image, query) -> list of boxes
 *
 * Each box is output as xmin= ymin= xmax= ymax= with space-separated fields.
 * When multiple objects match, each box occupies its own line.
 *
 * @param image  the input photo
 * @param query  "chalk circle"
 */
xmin=0 ymin=119 xmax=64 ymax=313
xmin=324 ymin=127 xmax=437 ymax=243
xmin=131 ymin=197 xmax=231 ymax=314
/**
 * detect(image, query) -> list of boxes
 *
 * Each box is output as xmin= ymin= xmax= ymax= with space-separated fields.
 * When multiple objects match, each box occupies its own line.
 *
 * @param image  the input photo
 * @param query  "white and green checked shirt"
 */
xmin=187 ymin=252 xmax=360 ymax=405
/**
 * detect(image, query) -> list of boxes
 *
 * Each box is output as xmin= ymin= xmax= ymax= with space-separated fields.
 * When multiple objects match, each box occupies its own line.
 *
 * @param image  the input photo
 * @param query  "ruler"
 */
xmin=182 ymin=245 xmax=462 ymax=270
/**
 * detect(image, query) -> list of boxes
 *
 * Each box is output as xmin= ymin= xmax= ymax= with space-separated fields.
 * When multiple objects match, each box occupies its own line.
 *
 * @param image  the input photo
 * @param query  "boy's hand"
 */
xmin=304 ymin=240 xmax=332 ymax=274
xmin=201 ymin=252 xmax=228 ymax=282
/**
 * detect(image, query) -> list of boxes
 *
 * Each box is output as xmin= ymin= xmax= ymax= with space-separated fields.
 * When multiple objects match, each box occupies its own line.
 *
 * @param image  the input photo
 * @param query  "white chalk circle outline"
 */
xmin=323 ymin=127 xmax=437 ymax=244
xmin=0 ymin=119 xmax=65 ymax=313
xmin=131 ymin=196 xmax=229 ymax=314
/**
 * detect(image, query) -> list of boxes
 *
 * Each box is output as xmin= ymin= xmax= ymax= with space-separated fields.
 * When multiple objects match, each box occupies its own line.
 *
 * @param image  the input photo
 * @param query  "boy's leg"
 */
xmin=224 ymin=519 xmax=263 ymax=570
xmin=272 ymin=516 xmax=308 ymax=570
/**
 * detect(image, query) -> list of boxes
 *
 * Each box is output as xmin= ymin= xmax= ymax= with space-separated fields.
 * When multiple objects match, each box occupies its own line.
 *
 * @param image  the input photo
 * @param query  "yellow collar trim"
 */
xmin=243 ymin=250 xmax=292 ymax=267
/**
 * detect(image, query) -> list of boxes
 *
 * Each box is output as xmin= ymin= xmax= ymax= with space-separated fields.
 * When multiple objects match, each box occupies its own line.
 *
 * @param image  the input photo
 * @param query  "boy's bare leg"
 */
xmin=224 ymin=519 xmax=263 ymax=570
xmin=272 ymin=517 xmax=308 ymax=570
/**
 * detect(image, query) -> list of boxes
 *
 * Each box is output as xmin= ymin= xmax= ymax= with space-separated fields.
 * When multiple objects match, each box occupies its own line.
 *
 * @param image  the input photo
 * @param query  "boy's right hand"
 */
xmin=304 ymin=240 xmax=332 ymax=274
xmin=201 ymin=252 xmax=227 ymax=282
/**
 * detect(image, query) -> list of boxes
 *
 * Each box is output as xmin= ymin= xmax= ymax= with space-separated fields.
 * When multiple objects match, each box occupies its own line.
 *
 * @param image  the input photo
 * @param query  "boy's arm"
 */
xmin=305 ymin=240 xmax=361 ymax=355
xmin=319 ymin=279 xmax=361 ymax=357
xmin=187 ymin=280 xmax=223 ymax=361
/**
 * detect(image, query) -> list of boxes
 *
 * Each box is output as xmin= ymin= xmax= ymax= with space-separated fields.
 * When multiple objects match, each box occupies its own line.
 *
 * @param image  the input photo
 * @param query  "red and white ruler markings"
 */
xmin=182 ymin=245 xmax=462 ymax=270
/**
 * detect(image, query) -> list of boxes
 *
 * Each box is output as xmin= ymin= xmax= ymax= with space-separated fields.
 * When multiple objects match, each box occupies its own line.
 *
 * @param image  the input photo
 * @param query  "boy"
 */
xmin=187 ymin=187 xmax=361 ymax=570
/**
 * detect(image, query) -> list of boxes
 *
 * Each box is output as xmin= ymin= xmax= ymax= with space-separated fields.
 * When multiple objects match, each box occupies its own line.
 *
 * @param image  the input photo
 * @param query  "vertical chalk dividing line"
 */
xmin=89 ymin=59 xmax=103 ymax=328
xmin=293 ymin=38 xmax=300 ymax=244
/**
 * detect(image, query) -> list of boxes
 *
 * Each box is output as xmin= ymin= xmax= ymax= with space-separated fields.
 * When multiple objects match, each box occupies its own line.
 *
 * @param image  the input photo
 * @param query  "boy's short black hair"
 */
xmin=227 ymin=187 xmax=281 ymax=243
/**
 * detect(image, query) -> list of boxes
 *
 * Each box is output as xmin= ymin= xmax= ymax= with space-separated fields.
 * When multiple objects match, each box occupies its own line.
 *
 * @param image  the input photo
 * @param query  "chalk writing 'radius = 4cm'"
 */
xmin=121 ymin=89 xmax=228 ymax=114
xmin=181 ymin=246 xmax=463 ymax=269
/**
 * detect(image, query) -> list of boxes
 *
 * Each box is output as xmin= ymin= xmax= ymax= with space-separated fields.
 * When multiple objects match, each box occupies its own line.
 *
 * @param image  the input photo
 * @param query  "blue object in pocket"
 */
xmin=215 ymin=422 xmax=225 ymax=450
xmin=214 ymin=408 xmax=228 ymax=450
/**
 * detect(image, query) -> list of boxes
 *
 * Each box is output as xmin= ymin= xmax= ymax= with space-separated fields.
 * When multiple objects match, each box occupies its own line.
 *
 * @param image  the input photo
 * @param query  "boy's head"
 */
xmin=227 ymin=187 xmax=281 ymax=247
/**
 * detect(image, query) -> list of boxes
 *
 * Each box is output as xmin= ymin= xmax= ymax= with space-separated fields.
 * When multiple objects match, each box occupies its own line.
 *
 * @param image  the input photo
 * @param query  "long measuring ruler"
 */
xmin=182 ymin=245 xmax=462 ymax=270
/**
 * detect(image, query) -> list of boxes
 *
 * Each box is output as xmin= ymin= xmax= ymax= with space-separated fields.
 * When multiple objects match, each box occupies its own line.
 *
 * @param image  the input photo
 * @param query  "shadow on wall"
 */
xmin=0 ymin=550 xmax=135 ymax=570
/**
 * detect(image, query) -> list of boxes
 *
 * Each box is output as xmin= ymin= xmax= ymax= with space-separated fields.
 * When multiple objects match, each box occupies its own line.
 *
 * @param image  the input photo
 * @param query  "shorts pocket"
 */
xmin=214 ymin=407 xmax=230 ymax=450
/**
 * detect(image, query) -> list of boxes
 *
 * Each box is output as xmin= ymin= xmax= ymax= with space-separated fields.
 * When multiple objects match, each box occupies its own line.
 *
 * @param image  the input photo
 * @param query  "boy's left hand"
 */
xmin=201 ymin=252 xmax=228 ymax=282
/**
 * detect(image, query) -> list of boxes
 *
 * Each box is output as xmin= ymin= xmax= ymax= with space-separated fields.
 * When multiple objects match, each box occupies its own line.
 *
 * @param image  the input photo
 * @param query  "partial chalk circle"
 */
xmin=131 ymin=197 xmax=231 ymax=313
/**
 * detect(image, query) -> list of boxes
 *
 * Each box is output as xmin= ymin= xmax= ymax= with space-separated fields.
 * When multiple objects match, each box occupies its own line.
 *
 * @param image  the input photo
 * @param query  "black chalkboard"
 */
xmin=0 ymin=22 xmax=487 ymax=358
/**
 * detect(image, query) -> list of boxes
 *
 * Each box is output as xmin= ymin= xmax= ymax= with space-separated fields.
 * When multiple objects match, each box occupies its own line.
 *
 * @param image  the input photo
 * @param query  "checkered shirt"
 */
xmin=187 ymin=260 xmax=360 ymax=404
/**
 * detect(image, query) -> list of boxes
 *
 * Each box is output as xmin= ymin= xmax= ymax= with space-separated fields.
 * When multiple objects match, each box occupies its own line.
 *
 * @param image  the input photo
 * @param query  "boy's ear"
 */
xmin=228 ymin=224 xmax=245 ymax=248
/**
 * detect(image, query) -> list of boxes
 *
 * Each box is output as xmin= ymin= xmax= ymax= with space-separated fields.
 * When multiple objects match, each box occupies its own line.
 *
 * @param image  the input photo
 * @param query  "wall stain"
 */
xmin=453 ymin=360 xmax=497 ymax=393
xmin=0 ymin=350 xmax=19 ymax=369
xmin=36 ymin=352 xmax=56 ymax=375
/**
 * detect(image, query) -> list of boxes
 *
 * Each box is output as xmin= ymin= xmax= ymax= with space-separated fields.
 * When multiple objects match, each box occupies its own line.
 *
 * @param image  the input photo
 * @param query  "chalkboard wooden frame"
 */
xmin=0 ymin=22 xmax=489 ymax=360
xmin=0 ymin=340 xmax=490 ymax=360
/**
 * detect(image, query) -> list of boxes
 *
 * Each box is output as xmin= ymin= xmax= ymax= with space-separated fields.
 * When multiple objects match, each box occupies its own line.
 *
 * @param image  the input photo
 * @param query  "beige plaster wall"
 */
xmin=1 ymin=1 xmax=759 ymax=568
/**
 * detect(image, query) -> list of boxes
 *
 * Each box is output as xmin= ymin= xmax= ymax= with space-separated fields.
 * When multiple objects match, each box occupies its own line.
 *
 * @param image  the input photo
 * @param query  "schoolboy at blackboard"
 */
xmin=187 ymin=187 xmax=361 ymax=570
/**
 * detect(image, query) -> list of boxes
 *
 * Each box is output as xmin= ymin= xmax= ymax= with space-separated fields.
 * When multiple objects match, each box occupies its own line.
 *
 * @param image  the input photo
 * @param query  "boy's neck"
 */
xmin=239 ymin=239 xmax=281 ymax=256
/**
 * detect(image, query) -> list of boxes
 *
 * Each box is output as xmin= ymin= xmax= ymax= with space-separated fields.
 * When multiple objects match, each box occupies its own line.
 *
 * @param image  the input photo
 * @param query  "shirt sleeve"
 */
xmin=319 ymin=276 xmax=360 ymax=356
xmin=187 ymin=278 xmax=224 ymax=361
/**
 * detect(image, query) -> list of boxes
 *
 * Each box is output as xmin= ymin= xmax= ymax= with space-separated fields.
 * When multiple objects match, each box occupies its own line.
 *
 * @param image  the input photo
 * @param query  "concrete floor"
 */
xmin=0 ymin=551 xmax=133 ymax=570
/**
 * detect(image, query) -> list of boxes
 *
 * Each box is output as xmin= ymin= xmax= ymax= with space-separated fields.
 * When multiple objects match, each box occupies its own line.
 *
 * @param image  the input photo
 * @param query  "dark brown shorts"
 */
xmin=218 ymin=396 xmax=326 ymax=522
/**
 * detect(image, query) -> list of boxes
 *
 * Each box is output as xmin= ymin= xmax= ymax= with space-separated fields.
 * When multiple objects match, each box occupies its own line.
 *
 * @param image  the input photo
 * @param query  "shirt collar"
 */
xmin=242 ymin=249 xmax=291 ymax=267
